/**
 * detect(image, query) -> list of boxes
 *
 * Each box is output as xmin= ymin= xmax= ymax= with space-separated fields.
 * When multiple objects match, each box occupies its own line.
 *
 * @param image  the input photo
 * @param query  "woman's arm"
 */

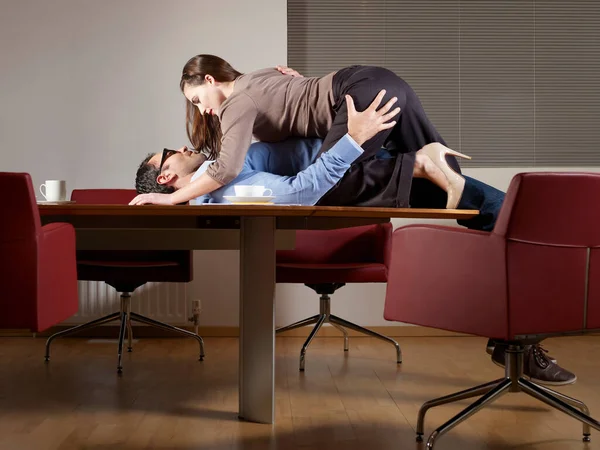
xmin=172 ymin=171 xmax=223 ymax=204
xmin=128 ymin=171 xmax=224 ymax=205
xmin=130 ymin=94 xmax=258 ymax=206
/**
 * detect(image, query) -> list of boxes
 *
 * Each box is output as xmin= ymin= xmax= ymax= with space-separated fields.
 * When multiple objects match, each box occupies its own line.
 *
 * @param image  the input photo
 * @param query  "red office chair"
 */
xmin=276 ymin=223 xmax=401 ymax=371
xmin=0 ymin=173 xmax=78 ymax=331
xmin=384 ymin=172 xmax=600 ymax=448
xmin=44 ymin=189 xmax=204 ymax=373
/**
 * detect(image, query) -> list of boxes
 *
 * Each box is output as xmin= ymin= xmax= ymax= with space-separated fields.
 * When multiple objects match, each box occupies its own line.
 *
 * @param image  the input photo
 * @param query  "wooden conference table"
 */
xmin=39 ymin=203 xmax=478 ymax=424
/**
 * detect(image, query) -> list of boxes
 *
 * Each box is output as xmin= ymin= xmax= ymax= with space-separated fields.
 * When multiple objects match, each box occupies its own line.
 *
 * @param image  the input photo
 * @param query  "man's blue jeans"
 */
xmin=456 ymin=176 xmax=506 ymax=232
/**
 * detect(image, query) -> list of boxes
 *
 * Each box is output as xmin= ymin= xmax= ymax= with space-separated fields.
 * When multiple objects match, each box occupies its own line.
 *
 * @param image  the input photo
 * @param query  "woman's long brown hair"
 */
xmin=180 ymin=54 xmax=242 ymax=160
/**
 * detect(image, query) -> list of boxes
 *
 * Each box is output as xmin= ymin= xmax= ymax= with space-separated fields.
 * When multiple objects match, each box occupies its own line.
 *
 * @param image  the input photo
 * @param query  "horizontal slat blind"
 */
xmin=288 ymin=0 xmax=600 ymax=167
xmin=383 ymin=0 xmax=460 ymax=162
xmin=460 ymin=1 xmax=534 ymax=166
xmin=288 ymin=0 xmax=387 ymax=73
xmin=535 ymin=0 xmax=600 ymax=166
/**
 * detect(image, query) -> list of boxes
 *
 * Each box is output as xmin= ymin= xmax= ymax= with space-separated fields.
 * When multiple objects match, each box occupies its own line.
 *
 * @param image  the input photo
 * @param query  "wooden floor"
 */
xmin=0 ymin=335 xmax=599 ymax=450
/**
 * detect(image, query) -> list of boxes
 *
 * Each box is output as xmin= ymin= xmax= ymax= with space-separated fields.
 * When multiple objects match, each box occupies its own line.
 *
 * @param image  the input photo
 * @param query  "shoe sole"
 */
xmin=491 ymin=359 xmax=577 ymax=386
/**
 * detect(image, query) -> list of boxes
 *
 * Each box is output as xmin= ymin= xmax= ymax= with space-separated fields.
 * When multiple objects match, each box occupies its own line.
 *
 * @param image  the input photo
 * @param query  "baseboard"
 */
xmin=0 ymin=324 xmax=471 ymax=338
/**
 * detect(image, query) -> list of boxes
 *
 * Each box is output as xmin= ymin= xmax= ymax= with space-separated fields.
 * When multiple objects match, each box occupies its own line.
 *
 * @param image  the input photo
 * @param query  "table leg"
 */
xmin=239 ymin=216 xmax=276 ymax=424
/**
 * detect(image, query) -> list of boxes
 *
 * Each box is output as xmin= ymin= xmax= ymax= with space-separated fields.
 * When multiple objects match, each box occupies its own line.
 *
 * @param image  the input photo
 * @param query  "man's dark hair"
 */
xmin=135 ymin=153 xmax=175 ymax=194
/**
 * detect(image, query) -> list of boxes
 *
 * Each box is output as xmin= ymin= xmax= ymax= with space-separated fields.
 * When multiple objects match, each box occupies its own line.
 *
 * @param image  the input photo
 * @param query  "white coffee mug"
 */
xmin=40 ymin=180 xmax=67 ymax=202
xmin=234 ymin=185 xmax=273 ymax=197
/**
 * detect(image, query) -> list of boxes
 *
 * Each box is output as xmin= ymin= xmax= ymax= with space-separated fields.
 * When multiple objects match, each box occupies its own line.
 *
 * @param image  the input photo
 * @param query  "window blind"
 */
xmin=288 ymin=0 xmax=600 ymax=167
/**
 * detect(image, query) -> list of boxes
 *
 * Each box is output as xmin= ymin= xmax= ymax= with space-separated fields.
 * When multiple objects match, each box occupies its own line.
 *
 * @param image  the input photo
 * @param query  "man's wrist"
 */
xmin=348 ymin=132 xmax=365 ymax=147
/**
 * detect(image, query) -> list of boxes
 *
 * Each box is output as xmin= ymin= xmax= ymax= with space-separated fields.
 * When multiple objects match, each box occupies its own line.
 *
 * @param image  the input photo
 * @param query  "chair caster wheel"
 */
xmin=127 ymin=348 xmax=132 ymax=352
xmin=583 ymin=434 xmax=591 ymax=442
xmin=416 ymin=434 xmax=423 ymax=443
xmin=117 ymin=367 xmax=123 ymax=374
xmin=44 ymin=357 xmax=50 ymax=362
xmin=199 ymin=356 xmax=204 ymax=361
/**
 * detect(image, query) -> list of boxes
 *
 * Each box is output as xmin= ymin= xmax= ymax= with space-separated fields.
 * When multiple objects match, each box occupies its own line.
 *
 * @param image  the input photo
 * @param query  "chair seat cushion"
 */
xmin=277 ymin=263 xmax=387 ymax=284
xmin=77 ymin=260 xmax=191 ymax=286
xmin=78 ymin=260 xmax=179 ymax=268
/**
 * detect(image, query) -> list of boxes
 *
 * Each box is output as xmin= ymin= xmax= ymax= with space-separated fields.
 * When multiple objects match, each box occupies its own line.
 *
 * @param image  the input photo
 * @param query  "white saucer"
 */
xmin=37 ymin=200 xmax=76 ymax=205
xmin=223 ymin=195 xmax=275 ymax=205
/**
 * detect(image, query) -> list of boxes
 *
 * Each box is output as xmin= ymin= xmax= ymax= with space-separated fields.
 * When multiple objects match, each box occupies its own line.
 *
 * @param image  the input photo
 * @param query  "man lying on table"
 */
xmin=133 ymin=95 xmax=576 ymax=387
xmin=135 ymin=93 xmax=501 ymax=231
xmin=136 ymin=93 xmax=393 ymax=207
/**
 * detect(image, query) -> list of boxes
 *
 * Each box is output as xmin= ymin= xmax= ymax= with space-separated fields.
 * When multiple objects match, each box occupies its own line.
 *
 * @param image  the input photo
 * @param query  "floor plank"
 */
xmin=0 ymin=335 xmax=599 ymax=449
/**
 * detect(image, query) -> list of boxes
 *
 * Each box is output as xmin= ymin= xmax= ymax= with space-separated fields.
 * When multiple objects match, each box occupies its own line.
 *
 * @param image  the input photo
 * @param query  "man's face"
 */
xmin=148 ymin=147 xmax=206 ymax=188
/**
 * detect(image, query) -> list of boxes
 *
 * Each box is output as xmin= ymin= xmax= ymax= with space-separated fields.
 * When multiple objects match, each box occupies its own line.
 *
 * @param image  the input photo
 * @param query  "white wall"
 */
xmin=0 ymin=0 xmax=287 ymax=327
xmin=1 ymin=0 xmax=286 ymax=188
xmin=3 ymin=1 xmax=598 ymax=329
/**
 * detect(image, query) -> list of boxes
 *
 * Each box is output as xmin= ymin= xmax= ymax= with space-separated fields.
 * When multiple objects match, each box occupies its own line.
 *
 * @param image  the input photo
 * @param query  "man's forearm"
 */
xmin=262 ymin=133 xmax=363 ymax=205
xmin=170 ymin=172 xmax=224 ymax=204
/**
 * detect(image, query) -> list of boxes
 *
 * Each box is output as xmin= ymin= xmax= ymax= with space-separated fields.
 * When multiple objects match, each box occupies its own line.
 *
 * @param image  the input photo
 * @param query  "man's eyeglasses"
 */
xmin=159 ymin=147 xmax=201 ymax=172
xmin=158 ymin=148 xmax=177 ymax=172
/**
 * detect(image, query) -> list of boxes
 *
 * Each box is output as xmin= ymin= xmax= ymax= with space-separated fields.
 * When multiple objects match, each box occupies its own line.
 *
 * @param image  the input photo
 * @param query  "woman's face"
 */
xmin=183 ymin=76 xmax=225 ymax=116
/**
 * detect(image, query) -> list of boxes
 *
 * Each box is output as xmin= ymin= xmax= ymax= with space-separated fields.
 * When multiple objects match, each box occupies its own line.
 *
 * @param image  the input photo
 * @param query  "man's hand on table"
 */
xmin=129 ymin=192 xmax=175 ymax=206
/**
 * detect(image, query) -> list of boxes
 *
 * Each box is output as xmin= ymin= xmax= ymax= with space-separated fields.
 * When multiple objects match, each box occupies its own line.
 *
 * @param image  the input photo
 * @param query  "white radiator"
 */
xmin=61 ymin=281 xmax=191 ymax=326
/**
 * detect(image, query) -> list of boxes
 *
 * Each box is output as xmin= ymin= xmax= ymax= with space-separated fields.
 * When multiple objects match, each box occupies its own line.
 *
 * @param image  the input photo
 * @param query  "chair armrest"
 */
xmin=37 ymin=223 xmax=79 ymax=331
xmin=42 ymin=222 xmax=73 ymax=236
xmin=384 ymin=224 xmax=509 ymax=339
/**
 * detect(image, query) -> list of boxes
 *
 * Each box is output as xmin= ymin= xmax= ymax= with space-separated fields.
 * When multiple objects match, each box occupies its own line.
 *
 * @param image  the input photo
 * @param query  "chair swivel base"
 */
xmin=416 ymin=345 xmax=600 ymax=449
xmin=44 ymin=293 xmax=205 ymax=373
xmin=275 ymin=292 xmax=402 ymax=371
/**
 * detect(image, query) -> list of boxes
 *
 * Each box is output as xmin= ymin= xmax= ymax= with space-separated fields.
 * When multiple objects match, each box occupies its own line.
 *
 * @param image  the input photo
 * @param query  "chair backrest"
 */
xmin=71 ymin=189 xmax=137 ymax=204
xmin=494 ymin=172 xmax=600 ymax=246
xmin=71 ymin=188 xmax=192 ymax=284
xmin=277 ymin=223 xmax=393 ymax=267
xmin=0 ymin=173 xmax=42 ymax=329
xmin=494 ymin=172 xmax=600 ymax=334
xmin=0 ymin=172 xmax=41 ymax=239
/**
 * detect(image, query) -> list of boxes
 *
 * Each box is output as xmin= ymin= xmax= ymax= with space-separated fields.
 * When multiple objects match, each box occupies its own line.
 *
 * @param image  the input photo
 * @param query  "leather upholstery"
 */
xmin=276 ymin=223 xmax=392 ymax=284
xmin=71 ymin=189 xmax=139 ymax=205
xmin=588 ymin=249 xmax=600 ymax=329
xmin=384 ymin=172 xmax=600 ymax=340
xmin=0 ymin=172 xmax=78 ymax=331
xmin=71 ymin=189 xmax=192 ymax=290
